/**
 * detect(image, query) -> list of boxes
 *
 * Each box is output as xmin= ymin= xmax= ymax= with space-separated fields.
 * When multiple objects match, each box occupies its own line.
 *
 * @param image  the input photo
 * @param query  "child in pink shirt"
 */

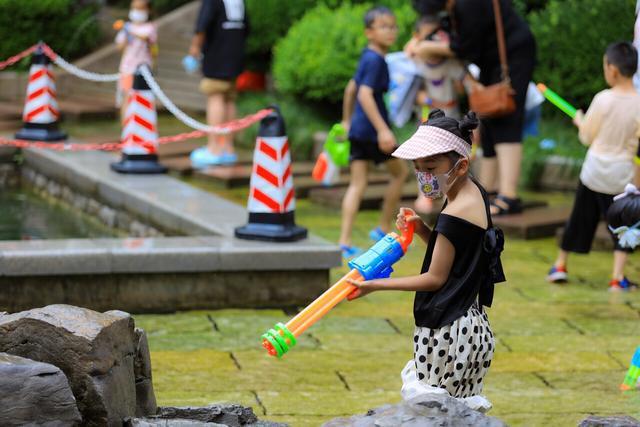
xmin=115 ymin=0 xmax=158 ymax=118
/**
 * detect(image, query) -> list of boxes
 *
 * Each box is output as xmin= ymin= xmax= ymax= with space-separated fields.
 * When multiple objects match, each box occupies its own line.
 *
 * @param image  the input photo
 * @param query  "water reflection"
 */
xmin=0 ymin=187 xmax=116 ymax=240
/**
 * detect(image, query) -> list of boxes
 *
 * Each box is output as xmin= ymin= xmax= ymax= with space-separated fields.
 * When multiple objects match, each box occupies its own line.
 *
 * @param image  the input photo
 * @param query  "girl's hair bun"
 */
xmin=423 ymin=109 xmax=477 ymax=145
xmin=459 ymin=111 xmax=479 ymax=132
xmin=427 ymin=108 xmax=446 ymax=120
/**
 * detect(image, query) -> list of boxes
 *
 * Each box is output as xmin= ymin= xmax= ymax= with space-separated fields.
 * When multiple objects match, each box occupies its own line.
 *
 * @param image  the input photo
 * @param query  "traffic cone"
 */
xmin=111 ymin=66 xmax=167 ymax=174
xmin=235 ymin=107 xmax=307 ymax=242
xmin=312 ymin=151 xmax=339 ymax=186
xmin=15 ymin=44 xmax=66 ymax=141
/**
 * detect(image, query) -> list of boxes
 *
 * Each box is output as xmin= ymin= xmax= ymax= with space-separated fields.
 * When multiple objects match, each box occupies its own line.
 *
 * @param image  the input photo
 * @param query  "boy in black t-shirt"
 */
xmin=339 ymin=6 xmax=409 ymax=258
xmin=188 ymin=0 xmax=249 ymax=167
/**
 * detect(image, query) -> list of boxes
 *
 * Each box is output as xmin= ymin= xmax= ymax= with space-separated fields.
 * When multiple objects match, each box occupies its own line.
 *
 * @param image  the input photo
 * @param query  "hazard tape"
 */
xmin=0 ymin=43 xmax=274 ymax=150
xmin=0 ymin=44 xmax=39 ymax=71
xmin=139 ymin=65 xmax=215 ymax=133
xmin=0 ymin=108 xmax=273 ymax=151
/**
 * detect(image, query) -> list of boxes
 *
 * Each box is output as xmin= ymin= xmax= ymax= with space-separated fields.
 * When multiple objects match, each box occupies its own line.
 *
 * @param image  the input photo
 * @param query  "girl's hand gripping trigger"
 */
xmin=346 ymin=210 xmax=415 ymax=300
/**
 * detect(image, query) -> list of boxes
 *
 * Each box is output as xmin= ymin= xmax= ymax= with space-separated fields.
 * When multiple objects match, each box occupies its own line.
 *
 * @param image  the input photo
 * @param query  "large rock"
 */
xmin=322 ymin=394 xmax=506 ymax=427
xmin=579 ymin=415 xmax=640 ymax=427
xmin=134 ymin=328 xmax=157 ymax=416
xmin=126 ymin=405 xmax=288 ymax=427
xmin=0 ymin=305 xmax=139 ymax=426
xmin=0 ymin=352 xmax=82 ymax=426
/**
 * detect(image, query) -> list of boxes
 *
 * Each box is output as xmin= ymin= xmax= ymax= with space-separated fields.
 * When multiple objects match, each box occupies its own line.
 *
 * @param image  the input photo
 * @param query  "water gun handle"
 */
xmin=400 ymin=210 xmax=415 ymax=252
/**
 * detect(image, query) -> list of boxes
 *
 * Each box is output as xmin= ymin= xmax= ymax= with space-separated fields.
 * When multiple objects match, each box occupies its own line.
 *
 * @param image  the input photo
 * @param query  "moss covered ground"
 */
xmin=134 ymin=187 xmax=640 ymax=426
xmin=63 ymin=109 xmax=639 ymax=425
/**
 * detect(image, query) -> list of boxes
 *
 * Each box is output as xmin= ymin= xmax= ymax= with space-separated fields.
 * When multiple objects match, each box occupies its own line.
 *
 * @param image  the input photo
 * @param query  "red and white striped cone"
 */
xmin=111 ymin=66 xmax=167 ymax=174
xmin=235 ymin=107 xmax=307 ymax=242
xmin=15 ymin=45 xmax=66 ymax=142
xmin=312 ymin=150 xmax=340 ymax=186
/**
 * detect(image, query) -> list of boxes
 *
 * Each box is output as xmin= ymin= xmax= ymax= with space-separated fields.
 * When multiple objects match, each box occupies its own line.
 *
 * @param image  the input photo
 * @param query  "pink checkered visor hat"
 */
xmin=392 ymin=125 xmax=471 ymax=160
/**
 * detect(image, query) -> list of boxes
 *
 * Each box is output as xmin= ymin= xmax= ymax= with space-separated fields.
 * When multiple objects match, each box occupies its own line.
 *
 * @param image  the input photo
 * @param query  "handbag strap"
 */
xmin=492 ymin=0 xmax=510 ymax=82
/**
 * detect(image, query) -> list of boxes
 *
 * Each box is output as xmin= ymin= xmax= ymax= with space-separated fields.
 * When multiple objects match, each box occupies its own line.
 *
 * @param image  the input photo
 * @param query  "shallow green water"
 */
xmin=0 ymin=187 xmax=117 ymax=240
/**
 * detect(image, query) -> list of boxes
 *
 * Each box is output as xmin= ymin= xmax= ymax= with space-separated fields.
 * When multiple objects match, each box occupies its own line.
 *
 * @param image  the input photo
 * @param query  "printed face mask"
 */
xmin=129 ymin=9 xmax=148 ymax=23
xmin=415 ymin=160 xmax=461 ymax=199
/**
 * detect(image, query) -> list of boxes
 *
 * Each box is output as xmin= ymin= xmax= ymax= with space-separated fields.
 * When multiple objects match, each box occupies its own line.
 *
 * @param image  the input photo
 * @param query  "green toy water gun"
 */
xmin=620 ymin=346 xmax=640 ymax=391
xmin=537 ymin=83 xmax=577 ymax=119
xmin=312 ymin=123 xmax=350 ymax=186
xmin=324 ymin=123 xmax=350 ymax=167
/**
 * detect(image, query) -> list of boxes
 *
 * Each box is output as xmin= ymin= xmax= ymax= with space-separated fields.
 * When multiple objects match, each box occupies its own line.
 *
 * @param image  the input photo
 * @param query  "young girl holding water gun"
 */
xmin=348 ymin=109 xmax=506 ymax=411
xmin=115 ymin=0 xmax=158 ymax=119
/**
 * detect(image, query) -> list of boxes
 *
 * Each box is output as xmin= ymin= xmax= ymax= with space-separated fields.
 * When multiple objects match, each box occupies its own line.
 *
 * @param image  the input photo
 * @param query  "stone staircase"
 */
xmin=58 ymin=1 xmax=206 ymax=112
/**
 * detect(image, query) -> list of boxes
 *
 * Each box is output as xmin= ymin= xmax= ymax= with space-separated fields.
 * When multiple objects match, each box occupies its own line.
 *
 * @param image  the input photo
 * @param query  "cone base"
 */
xmin=110 ymin=154 xmax=167 ymax=174
xmin=235 ymin=223 xmax=307 ymax=242
xmin=15 ymin=125 xmax=67 ymax=142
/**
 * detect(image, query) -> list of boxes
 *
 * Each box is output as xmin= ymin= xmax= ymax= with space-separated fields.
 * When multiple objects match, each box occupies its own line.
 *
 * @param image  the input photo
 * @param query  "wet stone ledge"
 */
xmin=21 ymin=166 xmax=165 ymax=238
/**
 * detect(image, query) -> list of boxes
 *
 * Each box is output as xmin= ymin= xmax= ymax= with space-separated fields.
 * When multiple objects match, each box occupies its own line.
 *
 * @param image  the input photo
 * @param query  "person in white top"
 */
xmin=547 ymin=42 xmax=640 ymax=291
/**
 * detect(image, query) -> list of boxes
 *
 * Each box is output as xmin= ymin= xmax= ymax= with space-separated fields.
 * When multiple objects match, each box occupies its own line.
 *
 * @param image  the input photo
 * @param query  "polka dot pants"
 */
xmin=411 ymin=304 xmax=494 ymax=399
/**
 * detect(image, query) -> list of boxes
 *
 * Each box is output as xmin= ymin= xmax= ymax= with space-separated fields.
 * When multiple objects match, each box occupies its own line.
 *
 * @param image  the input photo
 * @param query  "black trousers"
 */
xmin=561 ymin=181 xmax=632 ymax=254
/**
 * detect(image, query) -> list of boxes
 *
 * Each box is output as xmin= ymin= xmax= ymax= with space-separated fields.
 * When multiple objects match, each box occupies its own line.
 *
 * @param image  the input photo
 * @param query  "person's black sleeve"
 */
xmin=195 ymin=0 xmax=219 ymax=34
xmin=449 ymin=0 xmax=491 ymax=63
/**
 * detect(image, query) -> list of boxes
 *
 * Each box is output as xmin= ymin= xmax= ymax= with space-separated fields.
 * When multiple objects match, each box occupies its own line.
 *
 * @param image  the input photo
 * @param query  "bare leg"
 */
xmin=339 ymin=160 xmax=369 ymax=246
xmin=206 ymin=93 xmax=226 ymax=156
xmin=380 ymin=158 xmax=409 ymax=233
xmin=120 ymin=92 xmax=129 ymax=125
xmin=222 ymin=97 xmax=237 ymax=154
xmin=495 ymin=143 xmax=522 ymax=199
xmin=612 ymin=250 xmax=628 ymax=281
xmin=490 ymin=143 xmax=523 ymax=214
xmin=554 ymin=250 xmax=569 ymax=269
xmin=478 ymin=156 xmax=499 ymax=193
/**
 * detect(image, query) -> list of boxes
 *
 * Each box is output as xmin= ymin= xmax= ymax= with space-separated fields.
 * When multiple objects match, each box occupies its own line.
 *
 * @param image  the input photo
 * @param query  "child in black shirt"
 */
xmin=348 ymin=109 xmax=505 ymax=411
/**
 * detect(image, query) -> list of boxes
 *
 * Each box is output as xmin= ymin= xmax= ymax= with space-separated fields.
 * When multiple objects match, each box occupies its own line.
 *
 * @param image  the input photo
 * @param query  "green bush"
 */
xmin=0 ymin=0 xmax=101 ymax=67
xmin=246 ymin=0 xmax=411 ymax=71
xmin=273 ymin=2 xmax=417 ymax=103
xmin=529 ymin=0 xmax=636 ymax=110
xmin=512 ymin=0 xmax=549 ymax=16
xmin=234 ymin=92 xmax=336 ymax=160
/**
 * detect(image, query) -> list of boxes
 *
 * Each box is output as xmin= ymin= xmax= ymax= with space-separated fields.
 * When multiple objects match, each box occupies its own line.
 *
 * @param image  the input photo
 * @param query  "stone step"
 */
xmin=159 ymin=152 xmax=255 ymax=175
xmin=492 ymin=205 xmax=571 ymax=239
xmin=0 ymin=119 xmax=21 ymax=132
xmin=293 ymin=172 xmax=391 ymax=198
xmin=0 ymin=98 xmax=116 ymax=122
xmin=194 ymin=161 xmax=318 ymax=189
xmin=309 ymin=180 xmax=418 ymax=210
xmin=157 ymin=140 xmax=204 ymax=158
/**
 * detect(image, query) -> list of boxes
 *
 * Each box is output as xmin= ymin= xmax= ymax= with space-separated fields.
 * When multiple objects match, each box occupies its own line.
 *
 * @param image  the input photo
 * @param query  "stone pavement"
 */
xmin=133 ymin=204 xmax=640 ymax=426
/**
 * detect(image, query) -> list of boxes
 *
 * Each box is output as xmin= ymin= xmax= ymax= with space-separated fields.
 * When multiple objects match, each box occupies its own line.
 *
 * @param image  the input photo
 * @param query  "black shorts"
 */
xmin=480 ymin=48 xmax=536 ymax=158
xmin=561 ymin=180 xmax=634 ymax=254
xmin=350 ymin=138 xmax=392 ymax=165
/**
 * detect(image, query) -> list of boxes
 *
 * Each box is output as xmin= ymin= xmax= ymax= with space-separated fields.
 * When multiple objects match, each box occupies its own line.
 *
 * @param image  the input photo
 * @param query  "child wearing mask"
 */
xmin=115 ymin=0 xmax=157 ymax=120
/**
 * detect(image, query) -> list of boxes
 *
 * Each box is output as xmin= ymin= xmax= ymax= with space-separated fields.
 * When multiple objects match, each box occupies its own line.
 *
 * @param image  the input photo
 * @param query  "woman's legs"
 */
xmin=222 ymin=96 xmax=237 ymax=154
xmin=206 ymin=93 xmax=226 ymax=156
xmin=478 ymin=157 xmax=499 ymax=193
xmin=495 ymin=143 xmax=523 ymax=199
xmin=339 ymin=160 xmax=369 ymax=246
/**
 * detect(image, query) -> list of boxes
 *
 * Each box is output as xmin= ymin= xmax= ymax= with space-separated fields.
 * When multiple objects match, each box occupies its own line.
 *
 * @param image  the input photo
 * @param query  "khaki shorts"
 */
xmin=200 ymin=78 xmax=237 ymax=100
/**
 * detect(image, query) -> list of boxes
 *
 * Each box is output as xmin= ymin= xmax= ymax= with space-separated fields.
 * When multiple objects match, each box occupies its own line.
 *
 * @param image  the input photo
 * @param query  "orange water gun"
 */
xmin=261 ymin=213 xmax=415 ymax=358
